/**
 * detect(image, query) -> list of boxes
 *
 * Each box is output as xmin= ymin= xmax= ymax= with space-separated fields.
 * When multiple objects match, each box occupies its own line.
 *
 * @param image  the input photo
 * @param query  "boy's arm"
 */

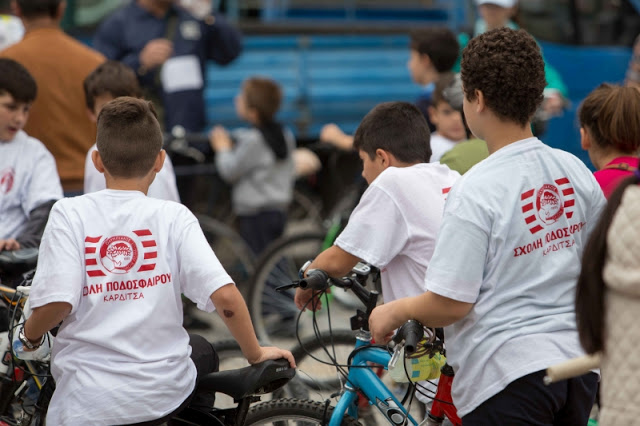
xmin=294 ymin=246 xmax=361 ymax=311
xmin=15 ymin=200 xmax=56 ymax=249
xmin=369 ymin=291 xmax=473 ymax=343
xmin=211 ymin=284 xmax=295 ymax=367
xmin=23 ymin=302 xmax=72 ymax=345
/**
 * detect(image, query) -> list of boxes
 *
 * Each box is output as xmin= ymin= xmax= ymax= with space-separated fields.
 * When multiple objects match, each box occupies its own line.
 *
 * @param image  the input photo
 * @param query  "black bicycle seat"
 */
xmin=0 ymin=248 xmax=38 ymax=274
xmin=197 ymin=358 xmax=295 ymax=400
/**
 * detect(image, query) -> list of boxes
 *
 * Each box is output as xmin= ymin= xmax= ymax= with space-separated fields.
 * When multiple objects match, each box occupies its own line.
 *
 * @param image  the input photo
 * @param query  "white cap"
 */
xmin=475 ymin=0 xmax=518 ymax=7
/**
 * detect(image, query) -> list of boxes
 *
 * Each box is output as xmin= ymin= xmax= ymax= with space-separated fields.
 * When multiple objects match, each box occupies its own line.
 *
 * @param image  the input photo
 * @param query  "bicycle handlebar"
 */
xmin=393 ymin=320 xmax=424 ymax=355
xmin=543 ymin=353 xmax=601 ymax=385
xmin=298 ymin=269 xmax=330 ymax=291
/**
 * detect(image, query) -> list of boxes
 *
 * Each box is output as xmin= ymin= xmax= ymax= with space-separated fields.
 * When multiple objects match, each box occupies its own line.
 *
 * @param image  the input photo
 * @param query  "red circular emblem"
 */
xmin=536 ymin=184 xmax=564 ymax=225
xmin=99 ymin=236 xmax=138 ymax=274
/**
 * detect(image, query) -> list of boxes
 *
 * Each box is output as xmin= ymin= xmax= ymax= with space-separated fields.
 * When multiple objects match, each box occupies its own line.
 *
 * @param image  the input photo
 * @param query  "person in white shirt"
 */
xmin=369 ymin=28 xmax=605 ymax=425
xmin=83 ymin=60 xmax=180 ymax=202
xmin=22 ymin=97 xmax=294 ymax=425
xmin=428 ymin=72 xmax=467 ymax=163
xmin=294 ymin=101 xmax=460 ymax=409
xmin=294 ymin=101 xmax=459 ymax=306
xmin=0 ymin=58 xmax=62 ymax=252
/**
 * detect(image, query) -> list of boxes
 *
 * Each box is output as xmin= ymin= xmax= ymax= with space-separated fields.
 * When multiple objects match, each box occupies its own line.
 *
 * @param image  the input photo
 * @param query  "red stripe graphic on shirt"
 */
xmin=521 ymin=189 xmax=535 ymax=200
xmin=520 ymin=177 xmax=576 ymax=234
xmin=85 ymin=235 xmax=104 ymax=277
xmin=136 ymin=231 xmax=158 ymax=273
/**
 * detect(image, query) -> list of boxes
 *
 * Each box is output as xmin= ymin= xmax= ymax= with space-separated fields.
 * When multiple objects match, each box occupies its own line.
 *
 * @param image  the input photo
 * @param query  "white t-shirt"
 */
xmin=429 ymin=133 xmax=459 ymax=163
xmin=0 ymin=15 xmax=24 ymax=51
xmin=336 ymin=163 xmax=460 ymax=303
xmin=29 ymin=190 xmax=233 ymax=425
xmin=84 ymin=143 xmax=181 ymax=202
xmin=0 ymin=130 xmax=63 ymax=240
xmin=424 ymin=138 xmax=606 ymax=417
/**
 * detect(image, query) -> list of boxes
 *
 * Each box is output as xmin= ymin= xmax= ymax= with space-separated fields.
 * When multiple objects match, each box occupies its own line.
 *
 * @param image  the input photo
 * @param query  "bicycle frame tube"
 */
xmin=428 ymin=365 xmax=462 ymax=425
xmin=329 ymin=339 xmax=419 ymax=426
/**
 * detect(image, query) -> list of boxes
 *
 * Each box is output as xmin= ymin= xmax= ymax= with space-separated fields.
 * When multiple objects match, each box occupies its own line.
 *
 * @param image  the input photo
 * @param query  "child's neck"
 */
xmin=481 ymin=121 xmax=534 ymax=154
xmin=104 ymin=175 xmax=152 ymax=195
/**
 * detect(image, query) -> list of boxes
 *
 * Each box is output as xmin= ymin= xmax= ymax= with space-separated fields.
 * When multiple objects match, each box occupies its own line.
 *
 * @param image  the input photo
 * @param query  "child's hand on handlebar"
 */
xmin=369 ymin=300 xmax=408 ymax=344
xmin=294 ymin=287 xmax=330 ymax=311
xmin=248 ymin=346 xmax=296 ymax=368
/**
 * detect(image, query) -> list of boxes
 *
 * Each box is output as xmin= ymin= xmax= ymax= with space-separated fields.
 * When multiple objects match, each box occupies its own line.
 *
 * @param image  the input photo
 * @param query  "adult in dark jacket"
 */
xmin=93 ymin=0 xmax=242 ymax=132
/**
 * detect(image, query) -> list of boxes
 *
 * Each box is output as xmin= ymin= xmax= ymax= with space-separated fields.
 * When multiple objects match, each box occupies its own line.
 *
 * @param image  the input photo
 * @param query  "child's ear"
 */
xmin=580 ymin=127 xmax=591 ymax=151
xmin=427 ymin=105 xmax=438 ymax=125
xmin=153 ymin=150 xmax=166 ymax=173
xmin=91 ymin=149 xmax=105 ymax=173
xmin=375 ymin=148 xmax=391 ymax=167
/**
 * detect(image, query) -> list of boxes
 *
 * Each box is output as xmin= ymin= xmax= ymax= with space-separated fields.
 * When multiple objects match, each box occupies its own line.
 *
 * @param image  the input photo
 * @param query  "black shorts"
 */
xmin=462 ymin=369 xmax=598 ymax=426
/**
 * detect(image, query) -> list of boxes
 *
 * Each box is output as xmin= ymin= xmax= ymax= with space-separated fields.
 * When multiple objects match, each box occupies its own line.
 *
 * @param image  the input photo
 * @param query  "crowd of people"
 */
xmin=1 ymin=0 xmax=640 ymax=424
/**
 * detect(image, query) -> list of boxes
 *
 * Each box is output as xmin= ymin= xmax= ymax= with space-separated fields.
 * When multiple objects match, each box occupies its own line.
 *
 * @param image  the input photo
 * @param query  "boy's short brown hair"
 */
xmin=354 ymin=101 xmax=431 ymax=163
xmin=0 ymin=58 xmax=37 ymax=103
xmin=96 ymin=97 xmax=163 ymax=179
xmin=84 ymin=60 xmax=142 ymax=111
xmin=461 ymin=28 xmax=546 ymax=127
xmin=409 ymin=27 xmax=459 ymax=73
xmin=243 ymin=77 xmax=282 ymax=123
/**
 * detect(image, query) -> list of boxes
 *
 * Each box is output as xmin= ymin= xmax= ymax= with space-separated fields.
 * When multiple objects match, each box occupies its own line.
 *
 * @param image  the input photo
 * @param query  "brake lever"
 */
xmin=275 ymin=282 xmax=300 ymax=292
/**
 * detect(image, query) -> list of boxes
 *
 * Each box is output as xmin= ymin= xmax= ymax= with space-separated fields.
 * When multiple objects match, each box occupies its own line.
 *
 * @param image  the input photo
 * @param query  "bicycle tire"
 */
xmin=244 ymin=398 xmax=361 ymax=426
xmin=291 ymin=331 xmax=356 ymax=392
xmin=247 ymin=232 xmax=326 ymax=344
xmin=248 ymin=232 xmax=364 ymax=345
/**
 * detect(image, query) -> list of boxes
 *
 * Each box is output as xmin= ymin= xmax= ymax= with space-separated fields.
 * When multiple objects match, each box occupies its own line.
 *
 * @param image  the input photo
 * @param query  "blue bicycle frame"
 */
xmin=329 ymin=331 xmax=420 ymax=426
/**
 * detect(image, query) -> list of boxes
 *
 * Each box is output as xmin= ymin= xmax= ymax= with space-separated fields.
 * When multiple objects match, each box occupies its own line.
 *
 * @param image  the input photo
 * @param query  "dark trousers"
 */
xmin=238 ymin=209 xmax=286 ymax=256
xmin=463 ymin=370 xmax=598 ymax=426
xmin=127 ymin=334 xmax=218 ymax=426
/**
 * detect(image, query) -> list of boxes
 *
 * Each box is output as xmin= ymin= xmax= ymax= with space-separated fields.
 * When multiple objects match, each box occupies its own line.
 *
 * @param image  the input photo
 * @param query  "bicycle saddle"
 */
xmin=197 ymin=358 xmax=295 ymax=400
xmin=0 ymin=248 xmax=38 ymax=274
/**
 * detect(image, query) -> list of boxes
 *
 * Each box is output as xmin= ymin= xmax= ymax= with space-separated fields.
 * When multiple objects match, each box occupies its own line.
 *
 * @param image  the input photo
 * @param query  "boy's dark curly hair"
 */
xmin=461 ymin=28 xmax=546 ymax=127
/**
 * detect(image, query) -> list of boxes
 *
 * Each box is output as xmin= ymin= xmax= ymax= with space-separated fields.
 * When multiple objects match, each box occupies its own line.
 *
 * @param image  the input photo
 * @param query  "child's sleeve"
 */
xmin=29 ymin=203 xmax=83 ymax=313
xmin=335 ymin=185 xmax=409 ymax=269
xmin=215 ymin=131 xmax=271 ymax=183
xmin=176 ymin=210 xmax=234 ymax=312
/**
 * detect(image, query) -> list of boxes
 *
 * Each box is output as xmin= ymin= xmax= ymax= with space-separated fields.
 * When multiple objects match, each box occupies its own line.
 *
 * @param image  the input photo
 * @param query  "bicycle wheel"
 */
xmin=247 ymin=233 xmax=360 ymax=345
xmin=245 ymin=398 xmax=360 ymax=425
xmin=292 ymin=331 xmax=355 ymax=392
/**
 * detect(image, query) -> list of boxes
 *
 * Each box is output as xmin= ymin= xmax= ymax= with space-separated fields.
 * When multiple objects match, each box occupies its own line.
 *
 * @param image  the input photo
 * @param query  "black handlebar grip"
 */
xmin=299 ymin=269 xmax=330 ymax=291
xmin=400 ymin=320 xmax=424 ymax=355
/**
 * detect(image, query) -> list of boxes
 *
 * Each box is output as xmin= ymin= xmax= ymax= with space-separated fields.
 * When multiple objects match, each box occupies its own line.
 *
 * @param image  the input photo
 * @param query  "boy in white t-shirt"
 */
xmin=21 ymin=97 xmax=294 ymax=425
xmin=369 ymin=28 xmax=605 ymax=425
xmin=0 ymin=58 xmax=62 ymax=252
xmin=83 ymin=60 xmax=180 ymax=202
xmin=294 ymin=101 xmax=459 ymax=306
xmin=428 ymin=72 xmax=467 ymax=163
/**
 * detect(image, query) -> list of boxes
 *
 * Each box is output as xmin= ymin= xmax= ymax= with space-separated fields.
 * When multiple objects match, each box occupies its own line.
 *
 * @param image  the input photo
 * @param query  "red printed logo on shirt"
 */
xmin=520 ymin=178 xmax=576 ymax=234
xmin=0 ymin=168 xmax=14 ymax=194
xmin=84 ymin=230 xmax=158 ymax=277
